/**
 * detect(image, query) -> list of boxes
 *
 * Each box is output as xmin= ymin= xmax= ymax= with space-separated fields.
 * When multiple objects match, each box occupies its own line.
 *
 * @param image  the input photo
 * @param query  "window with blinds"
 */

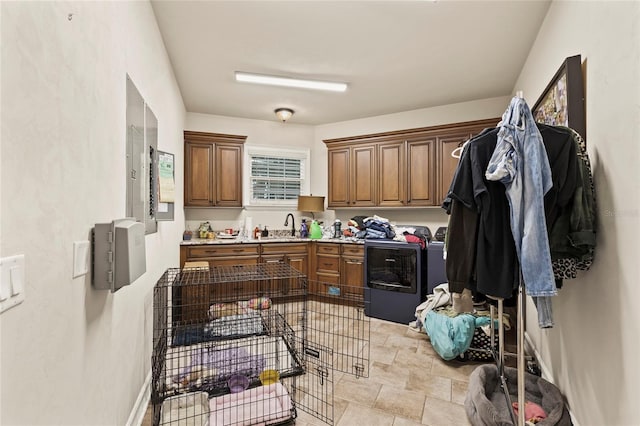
xmin=250 ymin=154 xmax=304 ymax=201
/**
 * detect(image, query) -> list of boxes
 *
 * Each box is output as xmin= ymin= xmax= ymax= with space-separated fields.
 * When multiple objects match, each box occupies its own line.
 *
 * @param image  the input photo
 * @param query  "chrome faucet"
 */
xmin=284 ymin=213 xmax=296 ymax=237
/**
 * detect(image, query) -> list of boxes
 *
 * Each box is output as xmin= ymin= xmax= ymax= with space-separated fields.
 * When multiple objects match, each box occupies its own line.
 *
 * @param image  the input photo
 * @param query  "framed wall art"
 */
xmin=532 ymin=54 xmax=586 ymax=141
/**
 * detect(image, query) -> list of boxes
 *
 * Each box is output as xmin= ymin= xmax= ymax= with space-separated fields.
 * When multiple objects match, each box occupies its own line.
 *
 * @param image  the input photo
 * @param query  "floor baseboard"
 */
xmin=127 ymin=370 xmax=151 ymax=426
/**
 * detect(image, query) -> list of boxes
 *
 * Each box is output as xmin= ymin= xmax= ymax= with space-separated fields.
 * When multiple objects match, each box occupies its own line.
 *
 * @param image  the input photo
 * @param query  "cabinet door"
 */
xmin=328 ymin=148 xmax=350 ymax=208
xmin=351 ymin=145 xmax=377 ymax=207
xmin=406 ymin=138 xmax=436 ymax=206
xmin=437 ymin=132 xmax=472 ymax=205
xmin=185 ymin=141 xmax=214 ymax=206
xmin=287 ymin=253 xmax=308 ymax=276
xmin=378 ymin=141 xmax=405 ymax=207
xmin=316 ymin=254 xmax=340 ymax=274
xmin=341 ymin=256 xmax=364 ymax=297
xmin=215 ymin=143 xmax=243 ymax=207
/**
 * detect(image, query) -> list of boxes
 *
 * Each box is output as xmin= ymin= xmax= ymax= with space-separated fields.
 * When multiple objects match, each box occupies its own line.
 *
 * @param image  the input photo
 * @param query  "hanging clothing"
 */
xmin=485 ymin=97 xmax=556 ymax=299
xmin=443 ymin=127 xmax=519 ymax=300
xmin=443 ymin=101 xmax=585 ymax=327
xmin=549 ymin=127 xmax=597 ymax=280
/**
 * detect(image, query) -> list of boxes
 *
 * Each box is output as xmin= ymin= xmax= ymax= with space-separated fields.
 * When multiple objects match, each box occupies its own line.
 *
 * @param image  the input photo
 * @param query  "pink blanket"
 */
xmin=209 ymin=383 xmax=293 ymax=426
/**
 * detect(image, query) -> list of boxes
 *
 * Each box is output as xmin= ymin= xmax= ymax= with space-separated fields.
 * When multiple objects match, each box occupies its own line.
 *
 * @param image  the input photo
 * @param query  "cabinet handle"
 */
xmin=266 ymin=260 xmax=281 ymax=263
xmin=346 ymin=260 xmax=362 ymax=265
xmin=323 ymin=263 xmax=333 ymax=267
xmin=232 ymin=248 xmax=244 ymax=252
xmin=202 ymin=250 xmax=218 ymax=254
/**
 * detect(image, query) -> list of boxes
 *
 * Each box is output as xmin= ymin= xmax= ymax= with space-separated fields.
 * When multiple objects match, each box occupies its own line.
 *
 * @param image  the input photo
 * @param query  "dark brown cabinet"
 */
xmin=340 ymin=244 xmax=364 ymax=297
xmin=378 ymin=141 xmax=405 ymax=207
xmin=261 ymin=242 xmax=309 ymax=276
xmin=184 ymin=131 xmax=246 ymax=207
xmin=185 ymin=141 xmax=214 ymax=207
xmin=324 ymin=118 xmax=499 ymax=208
xmin=328 ymin=146 xmax=376 ymax=208
xmin=310 ymin=243 xmax=364 ymax=298
xmin=313 ymin=243 xmax=341 ymax=292
xmin=327 ymin=148 xmax=350 ymax=207
xmin=180 ymin=244 xmax=260 ymax=268
xmin=180 ymin=241 xmax=365 ymax=302
xmin=406 ymin=138 xmax=436 ymax=206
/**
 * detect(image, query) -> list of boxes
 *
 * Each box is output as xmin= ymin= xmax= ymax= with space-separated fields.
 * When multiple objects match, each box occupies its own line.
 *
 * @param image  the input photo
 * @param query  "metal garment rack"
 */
xmin=489 ymin=277 xmax=527 ymax=426
xmin=489 ymin=90 xmax=526 ymax=426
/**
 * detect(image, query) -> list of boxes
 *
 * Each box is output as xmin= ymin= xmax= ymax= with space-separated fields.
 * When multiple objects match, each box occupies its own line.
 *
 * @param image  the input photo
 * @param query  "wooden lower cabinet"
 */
xmin=261 ymin=243 xmax=309 ymax=295
xmin=311 ymin=243 xmax=364 ymax=298
xmin=180 ymin=241 xmax=364 ymax=302
xmin=180 ymin=244 xmax=260 ymax=268
xmin=311 ymin=243 xmax=341 ymax=295
xmin=340 ymin=244 xmax=364 ymax=297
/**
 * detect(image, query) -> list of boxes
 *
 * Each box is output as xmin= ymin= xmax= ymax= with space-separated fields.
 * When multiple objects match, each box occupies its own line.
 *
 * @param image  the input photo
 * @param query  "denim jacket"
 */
xmin=485 ymin=97 xmax=557 ymax=302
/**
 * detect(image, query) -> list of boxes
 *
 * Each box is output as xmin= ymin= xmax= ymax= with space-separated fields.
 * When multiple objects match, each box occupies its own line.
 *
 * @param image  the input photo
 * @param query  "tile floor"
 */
xmin=144 ymin=315 xmax=494 ymax=426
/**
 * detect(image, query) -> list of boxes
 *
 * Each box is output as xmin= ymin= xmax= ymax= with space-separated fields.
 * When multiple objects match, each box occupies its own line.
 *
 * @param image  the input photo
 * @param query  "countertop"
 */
xmin=180 ymin=237 xmax=364 ymax=246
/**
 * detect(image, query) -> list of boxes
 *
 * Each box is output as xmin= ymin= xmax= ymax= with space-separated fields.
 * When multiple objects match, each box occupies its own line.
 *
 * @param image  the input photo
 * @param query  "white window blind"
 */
xmin=250 ymin=155 xmax=304 ymax=201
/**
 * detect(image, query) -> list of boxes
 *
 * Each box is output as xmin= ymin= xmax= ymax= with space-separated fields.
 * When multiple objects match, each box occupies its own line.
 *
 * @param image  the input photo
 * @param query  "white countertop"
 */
xmin=180 ymin=236 xmax=364 ymax=246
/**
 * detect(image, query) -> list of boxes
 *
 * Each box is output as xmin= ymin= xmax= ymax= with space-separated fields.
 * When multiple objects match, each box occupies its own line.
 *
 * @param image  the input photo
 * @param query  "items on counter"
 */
xmin=309 ymin=220 xmax=323 ymax=239
xmin=198 ymin=221 xmax=213 ymax=239
xmin=333 ymin=219 xmax=342 ymax=238
xmin=186 ymin=216 xmax=434 ymax=243
xmin=300 ymin=219 xmax=308 ymax=238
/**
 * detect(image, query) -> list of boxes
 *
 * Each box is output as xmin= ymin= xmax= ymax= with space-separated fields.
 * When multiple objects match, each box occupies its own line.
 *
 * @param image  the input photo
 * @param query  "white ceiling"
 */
xmin=151 ymin=1 xmax=551 ymax=125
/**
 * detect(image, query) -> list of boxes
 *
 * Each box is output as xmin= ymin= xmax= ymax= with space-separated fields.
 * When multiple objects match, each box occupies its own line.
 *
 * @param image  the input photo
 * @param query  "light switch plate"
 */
xmin=0 ymin=254 xmax=25 ymax=314
xmin=73 ymin=241 xmax=90 ymax=278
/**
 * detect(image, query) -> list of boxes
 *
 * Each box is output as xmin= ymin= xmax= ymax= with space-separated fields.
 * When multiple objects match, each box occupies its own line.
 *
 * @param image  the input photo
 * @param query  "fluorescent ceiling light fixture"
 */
xmin=235 ymin=72 xmax=347 ymax=92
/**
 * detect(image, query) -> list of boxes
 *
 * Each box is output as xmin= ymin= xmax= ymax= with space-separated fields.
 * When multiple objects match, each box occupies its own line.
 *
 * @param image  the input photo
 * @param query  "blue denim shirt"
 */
xmin=485 ymin=97 xmax=557 ymax=326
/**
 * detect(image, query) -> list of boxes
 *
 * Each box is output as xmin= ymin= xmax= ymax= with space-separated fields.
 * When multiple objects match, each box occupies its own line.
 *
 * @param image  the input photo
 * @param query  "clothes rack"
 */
xmin=487 ymin=90 xmax=526 ymax=426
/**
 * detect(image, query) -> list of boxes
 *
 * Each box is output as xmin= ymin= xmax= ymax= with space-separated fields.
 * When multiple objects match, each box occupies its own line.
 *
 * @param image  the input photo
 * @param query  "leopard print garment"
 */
xmin=552 ymin=128 xmax=595 ymax=280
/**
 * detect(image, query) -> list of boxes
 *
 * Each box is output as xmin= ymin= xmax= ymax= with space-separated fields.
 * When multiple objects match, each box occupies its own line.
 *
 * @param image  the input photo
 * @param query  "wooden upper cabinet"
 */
xmin=184 ymin=131 xmax=246 ymax=208
xmin=327 ymin=145 xmax=376 ymax=208
xmin=324 ymin=118 xmax=499 ymax=208
xmin=185 ymin=142 xmax=214 ymax=206
xmin=351 ymin=145 xmax=376 ymax=207
xmin=406 ymin=138 xmax=436 ymax=206
xmin=215 ymin=143 xmax=243 ymax=206
xmin=378 ymin=141 xmax=405 ymax=207
xmin=328 ymin=148 xmax=350 ymax=208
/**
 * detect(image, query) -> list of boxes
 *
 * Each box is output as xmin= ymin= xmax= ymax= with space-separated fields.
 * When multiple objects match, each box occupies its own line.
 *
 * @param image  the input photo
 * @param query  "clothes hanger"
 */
xmin=452 ymin=92 xmax=525 ymax=160
xmin=451 ymin=143 xmax=465 ymax=159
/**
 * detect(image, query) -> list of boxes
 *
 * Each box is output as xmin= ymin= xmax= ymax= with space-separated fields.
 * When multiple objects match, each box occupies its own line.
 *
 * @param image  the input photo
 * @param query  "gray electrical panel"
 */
xmin=92 ymin=218 xmax=146 ymax=293
xmin=126 ymin=74 xmax=158 ymax=235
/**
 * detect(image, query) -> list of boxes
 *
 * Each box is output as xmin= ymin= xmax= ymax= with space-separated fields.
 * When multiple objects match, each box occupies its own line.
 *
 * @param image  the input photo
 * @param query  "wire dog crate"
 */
xmin=152 ymin=263 xmax=369 ymax=426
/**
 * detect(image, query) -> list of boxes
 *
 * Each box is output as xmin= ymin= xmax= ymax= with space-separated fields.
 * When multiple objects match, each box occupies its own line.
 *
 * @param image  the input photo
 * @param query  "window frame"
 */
xmin=243 ymin=145 xmax=310 ymax=208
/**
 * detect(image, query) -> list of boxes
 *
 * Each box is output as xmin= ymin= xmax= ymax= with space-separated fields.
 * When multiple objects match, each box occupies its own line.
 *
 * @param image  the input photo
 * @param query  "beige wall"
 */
xmin=0 ymin=2 xmax=185 ymax=425
xmin=513 ymin=1 xmax=640 ymax=425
